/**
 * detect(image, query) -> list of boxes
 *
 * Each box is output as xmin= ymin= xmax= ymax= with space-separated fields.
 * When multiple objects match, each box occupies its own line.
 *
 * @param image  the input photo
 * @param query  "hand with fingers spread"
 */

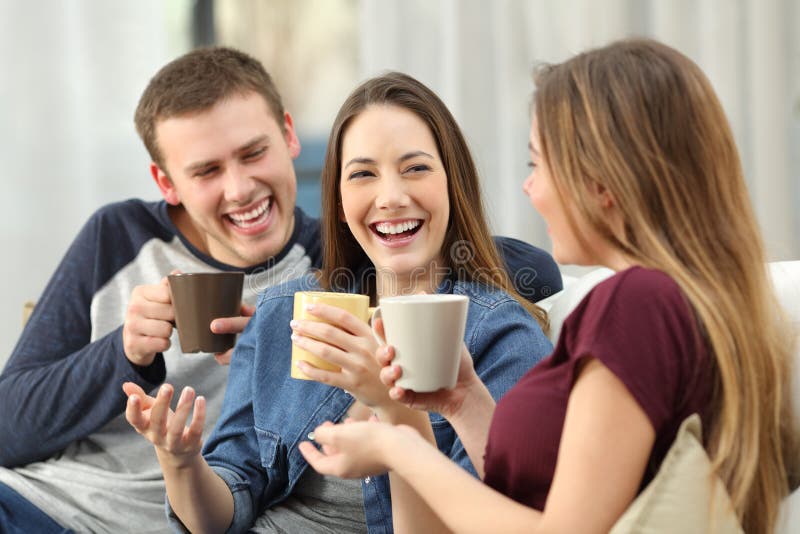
xmin=210 ymin=303 xmax=256 ymax=365
xmin=122 ymin=276 xmax=176 ymax=366
xmin=290 ymin=302 xmax=391 ymax=409
xmin=122 ymin=381 xmax=206 ymax=468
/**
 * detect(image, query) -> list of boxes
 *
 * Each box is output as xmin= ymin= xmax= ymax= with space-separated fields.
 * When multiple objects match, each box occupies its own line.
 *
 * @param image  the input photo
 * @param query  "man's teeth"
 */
xmin=229 ymin=199 xmax=271 ymax=227
xmin=375 ymin=220 xmax=420 ymax=235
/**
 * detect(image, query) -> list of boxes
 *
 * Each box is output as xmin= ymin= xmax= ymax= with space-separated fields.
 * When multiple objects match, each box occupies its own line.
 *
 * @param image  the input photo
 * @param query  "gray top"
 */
xmin=251 ymin=469 xmax=366 ymax=534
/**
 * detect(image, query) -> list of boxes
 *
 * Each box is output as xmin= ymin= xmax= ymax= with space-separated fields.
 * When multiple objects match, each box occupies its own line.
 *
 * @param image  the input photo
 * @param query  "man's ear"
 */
xmin=283 ymin=111 xmax=302 ymax=159
xmin=151 ymin=163 xmax=180 ymax=206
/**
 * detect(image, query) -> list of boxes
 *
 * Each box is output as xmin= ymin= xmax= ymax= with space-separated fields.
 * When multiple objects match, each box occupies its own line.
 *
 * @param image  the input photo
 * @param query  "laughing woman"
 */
xmin=299 ymin=39 xmax=800 ymax=534
xmin=123 ymin=72 xmax=552 ymax=533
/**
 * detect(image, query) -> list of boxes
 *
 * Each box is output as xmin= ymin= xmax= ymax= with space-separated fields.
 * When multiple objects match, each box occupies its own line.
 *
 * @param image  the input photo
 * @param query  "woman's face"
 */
xmin=339 ymin=104 xmax=449 ymax=293
xmin=523 ymin=120 xmax=601 ymax=266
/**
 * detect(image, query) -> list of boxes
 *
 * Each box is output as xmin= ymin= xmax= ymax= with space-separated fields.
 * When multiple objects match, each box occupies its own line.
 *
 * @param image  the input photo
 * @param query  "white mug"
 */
xmin=371 ymin=294 xmax=469 ymax=392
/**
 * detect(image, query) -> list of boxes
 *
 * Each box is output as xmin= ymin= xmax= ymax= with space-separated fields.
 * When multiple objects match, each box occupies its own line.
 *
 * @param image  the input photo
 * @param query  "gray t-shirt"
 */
xmin=250 ymin=469 xmax=366 ymax=534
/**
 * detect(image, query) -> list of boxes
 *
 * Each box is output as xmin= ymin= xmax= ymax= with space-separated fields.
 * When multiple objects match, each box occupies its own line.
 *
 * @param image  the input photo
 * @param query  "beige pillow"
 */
xmin=610 ymin=414 xmax=743 ymax=534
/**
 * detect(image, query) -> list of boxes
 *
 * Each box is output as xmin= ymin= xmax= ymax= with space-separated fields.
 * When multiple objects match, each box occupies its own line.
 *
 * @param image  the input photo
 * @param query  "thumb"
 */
xmin=373 ymin=317 xmax=385 ymax=341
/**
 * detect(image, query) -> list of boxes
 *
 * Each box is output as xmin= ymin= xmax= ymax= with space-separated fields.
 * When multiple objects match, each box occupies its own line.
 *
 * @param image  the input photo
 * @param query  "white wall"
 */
xmin=0 ymin=1 xmax=185 ymax=361
xmin=3 ymin=0 xmax=799 ymax=363
xmin=359 ymin=0 xmax=800 ymax=265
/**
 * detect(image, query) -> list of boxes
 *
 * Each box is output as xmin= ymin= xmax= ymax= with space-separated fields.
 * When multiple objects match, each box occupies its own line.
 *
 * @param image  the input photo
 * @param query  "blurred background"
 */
xmin=1 ymin=0 xmax=798 ymax=359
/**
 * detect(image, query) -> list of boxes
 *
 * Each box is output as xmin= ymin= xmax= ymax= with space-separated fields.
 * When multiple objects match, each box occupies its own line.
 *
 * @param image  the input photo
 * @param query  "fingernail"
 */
xmin=307 ymin=431 xmax=315 ymax=441
xmin=291 ymin=333 xmax=300 ymax=343
xmin=305 ymin=304 xmax=315 ymax=312
xmin=289 ymin=320 xmax=299 ymax=330
xmin=210 ymin=320 xmax=219 ymax=331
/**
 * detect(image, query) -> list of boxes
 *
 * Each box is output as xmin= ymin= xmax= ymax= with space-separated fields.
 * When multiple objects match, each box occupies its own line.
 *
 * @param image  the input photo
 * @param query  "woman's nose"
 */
xmin=522 ymin=173 xmax=534 ymax=194
xmin=375 ymin=176 xmax=410 ymax=209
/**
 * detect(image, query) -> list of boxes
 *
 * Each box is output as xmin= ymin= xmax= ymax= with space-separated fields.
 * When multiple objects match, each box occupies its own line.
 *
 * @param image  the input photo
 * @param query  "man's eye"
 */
xmin=244 ymin=148 xmax=266 ymax=160
xmin=196 ymin=166 xmax=219 ymax=177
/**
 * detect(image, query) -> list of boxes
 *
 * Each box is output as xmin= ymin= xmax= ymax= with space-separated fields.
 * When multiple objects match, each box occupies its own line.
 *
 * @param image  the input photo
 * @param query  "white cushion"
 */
xmin=610 ymin=414 xmax=743 ymax=533
xmin=770 ymin=261 xmax=800 ymax=533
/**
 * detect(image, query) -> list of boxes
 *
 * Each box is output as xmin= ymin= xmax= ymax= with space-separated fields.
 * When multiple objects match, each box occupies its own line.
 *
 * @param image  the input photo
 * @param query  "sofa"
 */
xmin=538 ymin=261 xmax=800 ymax=533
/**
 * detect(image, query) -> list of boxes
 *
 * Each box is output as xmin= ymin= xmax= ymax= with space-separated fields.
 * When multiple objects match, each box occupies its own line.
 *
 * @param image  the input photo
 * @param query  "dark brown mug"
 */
xmin=168 ymin=272 xmax=245 ymax=353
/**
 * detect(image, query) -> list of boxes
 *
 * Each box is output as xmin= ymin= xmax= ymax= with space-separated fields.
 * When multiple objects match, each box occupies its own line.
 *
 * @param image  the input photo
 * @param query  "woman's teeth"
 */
xmin=228 ymin=198 xmax=271 ymax=228
xmin=375 ymin=220 xmax=421 ymax=235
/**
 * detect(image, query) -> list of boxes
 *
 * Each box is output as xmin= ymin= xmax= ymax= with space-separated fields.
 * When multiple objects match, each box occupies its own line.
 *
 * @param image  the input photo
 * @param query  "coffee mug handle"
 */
xmin=369 ymin=306 xmax=386 ymax=345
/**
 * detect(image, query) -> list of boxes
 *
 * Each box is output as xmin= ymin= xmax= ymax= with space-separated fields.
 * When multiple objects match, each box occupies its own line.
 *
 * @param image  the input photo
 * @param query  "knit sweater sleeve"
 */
xmin=0 ymin=202 xmax=167 ymax=466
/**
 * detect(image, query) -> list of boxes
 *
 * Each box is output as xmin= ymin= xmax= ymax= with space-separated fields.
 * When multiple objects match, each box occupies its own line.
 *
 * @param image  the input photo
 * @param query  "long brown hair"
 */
xmin=534 ymin=38 xmax=798 ymax=533
xmin=318 ymin=72 xmax=547 ymax=329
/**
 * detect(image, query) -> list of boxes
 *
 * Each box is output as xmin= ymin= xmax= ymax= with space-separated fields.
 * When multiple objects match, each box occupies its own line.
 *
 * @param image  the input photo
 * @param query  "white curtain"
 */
xmin=358 ymin=0 xmax=800 ymax=263
xmin=0 ymin=1 xmax=183 ymax=360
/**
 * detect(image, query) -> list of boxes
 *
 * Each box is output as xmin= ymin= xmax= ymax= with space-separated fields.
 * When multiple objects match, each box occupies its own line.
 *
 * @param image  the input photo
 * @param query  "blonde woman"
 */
xmin=299 ymin=38 xmax=799 ymax=534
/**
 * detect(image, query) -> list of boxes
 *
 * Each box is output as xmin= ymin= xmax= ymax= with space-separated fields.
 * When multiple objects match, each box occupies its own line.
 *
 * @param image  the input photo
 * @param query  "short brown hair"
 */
xmin=134 ymin=46 xmax=285 ymax=169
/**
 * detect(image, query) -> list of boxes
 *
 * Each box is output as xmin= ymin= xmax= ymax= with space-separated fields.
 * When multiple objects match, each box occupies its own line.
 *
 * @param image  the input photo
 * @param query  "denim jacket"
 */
xmin=170 ymin=274 xmax=552 ymax=533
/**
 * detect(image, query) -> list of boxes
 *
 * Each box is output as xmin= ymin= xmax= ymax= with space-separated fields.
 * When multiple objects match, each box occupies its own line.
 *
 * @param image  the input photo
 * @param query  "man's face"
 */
xmin=153 ymin=92 xmax=300 ymax=267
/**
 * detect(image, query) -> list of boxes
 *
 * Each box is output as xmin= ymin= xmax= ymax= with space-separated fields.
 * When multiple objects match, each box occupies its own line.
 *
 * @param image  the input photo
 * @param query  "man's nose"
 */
xmin=223 ymin=164 xmax=256 ymax=202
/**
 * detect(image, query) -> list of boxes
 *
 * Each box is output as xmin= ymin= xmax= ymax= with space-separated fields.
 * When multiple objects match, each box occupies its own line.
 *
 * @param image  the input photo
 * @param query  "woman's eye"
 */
xmin=404 ymin=164 xmax=431 ymax=174
xmin=527 ymin=161 xmax=537 ymax=170
xmin=348 ymin=170 xmax=374 ymax=180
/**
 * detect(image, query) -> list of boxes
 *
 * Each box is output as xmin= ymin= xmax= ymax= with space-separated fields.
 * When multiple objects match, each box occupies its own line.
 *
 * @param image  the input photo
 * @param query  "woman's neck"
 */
xmin=375 ymin=262 xmax=446 ymax=298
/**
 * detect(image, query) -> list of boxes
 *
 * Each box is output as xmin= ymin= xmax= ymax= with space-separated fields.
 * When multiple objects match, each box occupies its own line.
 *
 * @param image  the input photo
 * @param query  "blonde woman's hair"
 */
xmin=533 ymin=38 xmax=798 ymax=533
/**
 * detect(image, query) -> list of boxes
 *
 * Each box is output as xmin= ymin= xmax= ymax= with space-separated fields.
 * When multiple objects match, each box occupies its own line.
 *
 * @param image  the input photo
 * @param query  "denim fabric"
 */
xmin=0 ymin=482 xmax=74 ymax=533
xmin=175 ymin=274 xmax=552 ymax=533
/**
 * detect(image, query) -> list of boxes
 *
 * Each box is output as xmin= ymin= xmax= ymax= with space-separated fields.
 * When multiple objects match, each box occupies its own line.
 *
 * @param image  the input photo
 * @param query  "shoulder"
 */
xmin=493 ymin=236 xmax=563 ymax=301
xmin=451 ymin=279 xmax=518 ymax=311
xmin=453 ymin=280 xmax=546 ymax=341
xmin=86 ymin=198 xmax=173 ymax=241
xmin=90 ymin=198 xmax=163 ymax=224
xmin=66 ymin=199 xmax=173 ymax=270
xmin=586 ymin=267 xmax=689 ymax=318
xmin=565 ymin=267 xmax=698 ymax=357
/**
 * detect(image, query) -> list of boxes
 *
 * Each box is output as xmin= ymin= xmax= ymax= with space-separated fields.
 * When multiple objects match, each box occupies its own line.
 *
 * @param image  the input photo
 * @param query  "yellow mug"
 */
xmin=291 ymin=291 xmax=370 ymax=380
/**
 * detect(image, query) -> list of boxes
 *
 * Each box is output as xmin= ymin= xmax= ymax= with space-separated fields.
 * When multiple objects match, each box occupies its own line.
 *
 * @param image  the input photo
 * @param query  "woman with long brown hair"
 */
xmin=299 ymin=38 xmax=799 ymax=533
xmin=123 ymin=71 xmax=552 ymax=533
